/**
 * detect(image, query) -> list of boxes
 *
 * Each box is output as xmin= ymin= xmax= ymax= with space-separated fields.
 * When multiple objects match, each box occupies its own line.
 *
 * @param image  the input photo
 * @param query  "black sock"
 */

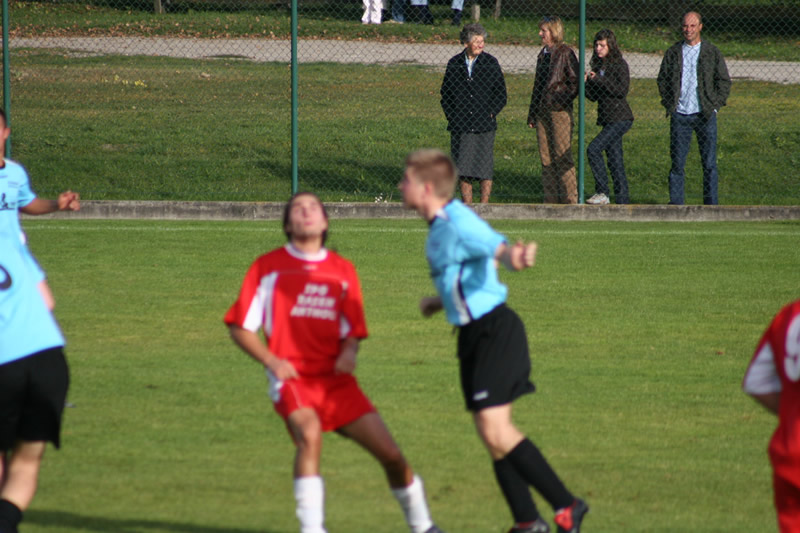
xmin=493 ymin=456 xmax=539 ymax=524
xmin=0 ymin=499 xmax=22 ymax=533
xmin=506 ymin=438 xmax=573 ymax=510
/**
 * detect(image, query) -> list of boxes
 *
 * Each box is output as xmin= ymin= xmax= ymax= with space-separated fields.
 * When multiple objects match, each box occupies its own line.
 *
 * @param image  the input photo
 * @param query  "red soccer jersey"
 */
xmin=224 ymin=244 xmax=368 ymax=377
xmin=745 ymin=300 xmax=800 ymax=487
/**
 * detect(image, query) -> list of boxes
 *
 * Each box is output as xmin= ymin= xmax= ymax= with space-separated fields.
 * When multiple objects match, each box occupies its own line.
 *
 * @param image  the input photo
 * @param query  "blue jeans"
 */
xmin=391 ymin=0 xmax=405 ymax=22
xmin=587 ymin=120 xmax=632 ymax=204
xmin=668 ymin=111 xmax=719 ymax=205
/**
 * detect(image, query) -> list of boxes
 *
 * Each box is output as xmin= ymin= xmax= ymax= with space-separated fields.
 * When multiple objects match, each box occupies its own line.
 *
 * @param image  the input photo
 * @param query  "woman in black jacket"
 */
xmin=585 ymin=29 xmax=634 ymax=205
xmin=440 ymin=23 xmax=507 ymax=204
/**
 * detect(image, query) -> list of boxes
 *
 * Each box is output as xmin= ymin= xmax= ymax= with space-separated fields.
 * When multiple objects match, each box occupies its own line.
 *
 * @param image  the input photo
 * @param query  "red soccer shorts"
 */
xmin=774 ymin=473 xmax=800 ymax=533
xmin=272 ymin=373 xmax=375 ymax=432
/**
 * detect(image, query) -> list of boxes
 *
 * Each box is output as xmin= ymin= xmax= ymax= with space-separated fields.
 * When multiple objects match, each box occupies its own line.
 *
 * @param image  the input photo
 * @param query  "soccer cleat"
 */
xmin=554 ymin=499 xmax=589 ymax=533
xmin=424 ymin=525 xmax=445 ymax=533
xmin=586 ymin=193 xmax=610 ymax=205
xmin=507 ymin=516 xmax=551 ymax=532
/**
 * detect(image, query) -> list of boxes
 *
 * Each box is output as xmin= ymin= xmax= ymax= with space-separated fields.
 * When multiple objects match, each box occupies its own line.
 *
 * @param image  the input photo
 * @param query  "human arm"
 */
xmin=656 ymin=48 xmax=675 ymax=113
xmin=419 ymin=296 xmax=444 ymax=317
xmin=712 ymin=47 xmax=732 ymax=110
xmin=546 ymin=47 xmax=579 ymax=109
xmin=228 ymin=325 xmax=298 ymax=380
xmin=334 ymin=337 xmax=360 ymax=374
xmin=489 ymin=57 xmax=508 ymax=118
xmin=749 ymin=393 xmax=780 ymax=415
xmin=19 ymin=191 xmax=80 ymax=215
xmin=440 ymin=57 xmax=459 ymax=122
xmin=38 ymin=281 xmax=55 ymax=311
xmin=495 ymin=240 xmax=537 ymax=271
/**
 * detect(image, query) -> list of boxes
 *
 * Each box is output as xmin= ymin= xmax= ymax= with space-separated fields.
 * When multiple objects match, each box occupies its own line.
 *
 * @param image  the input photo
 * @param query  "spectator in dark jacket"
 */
xmin=585 ymin=29 xmax=634 ymax=205
xmin=441 ymin=23 xmax=507 ymax=204
xmin=657 ymin=11 xmax=731 ymax=205
xmin=527 ymin=16 xmax=579 ymax=204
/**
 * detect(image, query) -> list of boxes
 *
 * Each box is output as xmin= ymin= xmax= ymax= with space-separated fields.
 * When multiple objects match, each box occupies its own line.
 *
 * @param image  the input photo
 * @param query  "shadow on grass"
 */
xmin=25 ymin=509 xmax=273 ymax=533
xmin=260 ymin=157 xmax=547 ymax=203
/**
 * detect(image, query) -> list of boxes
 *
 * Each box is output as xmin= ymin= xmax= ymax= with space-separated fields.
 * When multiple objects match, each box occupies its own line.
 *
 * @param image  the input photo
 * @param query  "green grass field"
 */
xmin=11 ymin=52 xmax=800 ymax=205
xmin=19 ymin=217 xmax=800 ymax=532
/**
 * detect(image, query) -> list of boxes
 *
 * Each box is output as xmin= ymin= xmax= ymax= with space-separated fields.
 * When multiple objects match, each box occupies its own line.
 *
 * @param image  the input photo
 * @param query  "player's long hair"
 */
xmin=590 ymin=29 xmax=624 ymax=72
xmin=283 ymin=191 xmax=329 ymax=246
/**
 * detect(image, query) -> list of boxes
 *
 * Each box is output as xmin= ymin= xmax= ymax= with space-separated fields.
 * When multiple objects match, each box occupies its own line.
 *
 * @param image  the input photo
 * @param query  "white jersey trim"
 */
xmin=743 ymin=341 xmax=782 ymax=395
xmin=285 ymin=243 xmax=328 ymax=262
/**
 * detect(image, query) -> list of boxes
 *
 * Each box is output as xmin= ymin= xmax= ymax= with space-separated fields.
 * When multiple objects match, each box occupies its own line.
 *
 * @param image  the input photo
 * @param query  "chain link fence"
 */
xmin=5 ymin=0 xmax=800 ymax=204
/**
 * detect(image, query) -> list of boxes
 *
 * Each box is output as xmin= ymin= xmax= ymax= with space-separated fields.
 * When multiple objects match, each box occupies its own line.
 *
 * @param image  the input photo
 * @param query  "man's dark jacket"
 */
xmin=440 ymin=50 xmax=507 ymax=133
xmin=656 ymin=40 xmax=731 ymax=119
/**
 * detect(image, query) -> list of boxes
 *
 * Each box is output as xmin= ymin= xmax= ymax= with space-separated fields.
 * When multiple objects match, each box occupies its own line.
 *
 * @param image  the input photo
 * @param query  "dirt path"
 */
xmin=11 ymin=36 xmax=800 ymax=84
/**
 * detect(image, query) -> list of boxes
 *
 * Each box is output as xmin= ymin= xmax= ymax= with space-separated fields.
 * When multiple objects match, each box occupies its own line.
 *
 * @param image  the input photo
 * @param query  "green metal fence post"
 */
xmin=577 ymin=0 xmax=586 ymax=204
xmin=290 ymin=0 xmax=298 ymax=195
xmin=2 ymin=0 xmax=11 ymax=157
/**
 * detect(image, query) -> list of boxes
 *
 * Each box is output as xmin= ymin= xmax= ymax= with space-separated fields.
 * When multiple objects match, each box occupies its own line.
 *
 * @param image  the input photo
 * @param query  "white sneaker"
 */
xmin=586 ymin=193 xmax=610 ymax=205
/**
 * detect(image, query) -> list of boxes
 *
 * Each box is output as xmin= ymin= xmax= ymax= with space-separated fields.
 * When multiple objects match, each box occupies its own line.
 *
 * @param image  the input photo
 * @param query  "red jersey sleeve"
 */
xmin=224 ymin=257 xmax=268 ymax=332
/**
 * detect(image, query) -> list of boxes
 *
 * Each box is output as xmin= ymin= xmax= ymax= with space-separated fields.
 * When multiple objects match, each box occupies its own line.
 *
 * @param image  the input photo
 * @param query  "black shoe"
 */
xmin=508 ymin=517 xmax=550 ymax=533
xmin=451 ymin=9 xmax=462 ymax=25
xmin=554 ymin=499 xmax=588 ymax=533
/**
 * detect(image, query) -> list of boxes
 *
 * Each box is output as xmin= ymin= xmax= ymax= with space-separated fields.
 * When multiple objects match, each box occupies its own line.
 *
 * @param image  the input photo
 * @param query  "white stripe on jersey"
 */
xmin=452 ymin=271 xmax=470 ymax=325
xmin=242 ymin=272 xmax=278 ymax=334
xmin=743 ymin=341 xmax=782 ymax=395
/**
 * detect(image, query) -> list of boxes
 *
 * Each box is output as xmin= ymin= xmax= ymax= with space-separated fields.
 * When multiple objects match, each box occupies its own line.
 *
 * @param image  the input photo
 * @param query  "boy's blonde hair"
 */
xmin=405 ymin=149 xmax=458 ymax=200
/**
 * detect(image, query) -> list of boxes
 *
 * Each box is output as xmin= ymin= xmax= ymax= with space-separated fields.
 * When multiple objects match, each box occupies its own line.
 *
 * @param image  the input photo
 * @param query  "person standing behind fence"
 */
xmin=657 ymin=11 xmax=731 ymax=205
xmin=441 ymin=23 xmax=507 ymax=204
xmin=742 ymin=299 xmax=800 ymax=533
xmin=584 ymin=29 xmax=634 ymax=206
xmin=528 ymin=16 xmax=579 ymax=204
xmin=361 ymin=0 xmax=383 ymax=24
xmin=408 ymin=0 xmax=433 ymax=24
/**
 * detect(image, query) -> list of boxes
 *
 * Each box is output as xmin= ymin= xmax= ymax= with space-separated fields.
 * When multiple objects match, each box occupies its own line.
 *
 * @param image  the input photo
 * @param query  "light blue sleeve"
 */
xmin=16 ymin=165 xmax=37 ymax=208
xmin=451 ymin=211 xmax=506 ymax=263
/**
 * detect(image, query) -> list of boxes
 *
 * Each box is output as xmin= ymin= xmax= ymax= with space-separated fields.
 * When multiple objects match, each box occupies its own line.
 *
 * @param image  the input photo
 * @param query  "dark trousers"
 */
xmin=668 ymin=111 xmax=719 ymax=205
xmin=587 ymin=120 xmax=632 ymax=204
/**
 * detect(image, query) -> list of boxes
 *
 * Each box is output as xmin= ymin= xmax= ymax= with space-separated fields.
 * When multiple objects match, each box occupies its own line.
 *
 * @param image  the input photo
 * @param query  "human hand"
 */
xmin=335 ymin=351 xmax=357 ymax=374
xmin=510 ymin=240 xmax=538 ymax=270
xmin=57 ymin=191 xmax=81 ymax=211
xmin=419 ymin=296 xmax=443 ymax=317
xmin=269 ymin=358 xmax=299 ymax=381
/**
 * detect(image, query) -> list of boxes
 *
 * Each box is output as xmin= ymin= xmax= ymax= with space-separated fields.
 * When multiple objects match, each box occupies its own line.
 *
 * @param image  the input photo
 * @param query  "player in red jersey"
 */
xmin=224 ymin=192 xmax=442 ymax=533
xmin=743 ymin=299 xmax=800 ymax=533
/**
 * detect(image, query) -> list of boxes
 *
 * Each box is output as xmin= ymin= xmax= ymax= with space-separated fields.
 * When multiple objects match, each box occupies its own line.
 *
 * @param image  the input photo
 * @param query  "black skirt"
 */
xmin=451 ymin=130 xmax=496 ymax=181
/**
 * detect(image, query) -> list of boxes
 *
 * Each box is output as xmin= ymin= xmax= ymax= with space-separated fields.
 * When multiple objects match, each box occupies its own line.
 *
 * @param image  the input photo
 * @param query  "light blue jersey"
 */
xmin=0 ymin=158 xmax=46 ymax=282
xmin=0 ymin=232 xmax=64 ymax=365
xmin=0 ymin=158 xmax=36 ymax=240
xmin=426 ymin=199 xmax=507 ymax=326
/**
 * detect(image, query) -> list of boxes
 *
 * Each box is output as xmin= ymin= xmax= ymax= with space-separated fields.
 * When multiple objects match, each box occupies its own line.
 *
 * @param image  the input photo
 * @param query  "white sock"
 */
xmin=392 ymin=474 xmax=434 ymax=533
xmin=294 ymin=476 xmax=326 ymax=533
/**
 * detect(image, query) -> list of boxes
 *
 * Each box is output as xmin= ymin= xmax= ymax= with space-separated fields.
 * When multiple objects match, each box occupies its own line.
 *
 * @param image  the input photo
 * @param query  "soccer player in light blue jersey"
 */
xmin=0 ymin=232 xmax=70 ymax=533
xmin=399 ymin=149 xmax=588 ymax=533
xmin=0 ymin=108 xmax=80 ymax=309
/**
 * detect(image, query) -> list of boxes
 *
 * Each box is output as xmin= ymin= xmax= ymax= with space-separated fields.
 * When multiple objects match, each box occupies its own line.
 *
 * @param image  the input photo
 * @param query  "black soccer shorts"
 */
xmin=0 ymin=347 xmax=70 ymax=450
xmin=457 ymin=304 xmax=536 ymax=411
